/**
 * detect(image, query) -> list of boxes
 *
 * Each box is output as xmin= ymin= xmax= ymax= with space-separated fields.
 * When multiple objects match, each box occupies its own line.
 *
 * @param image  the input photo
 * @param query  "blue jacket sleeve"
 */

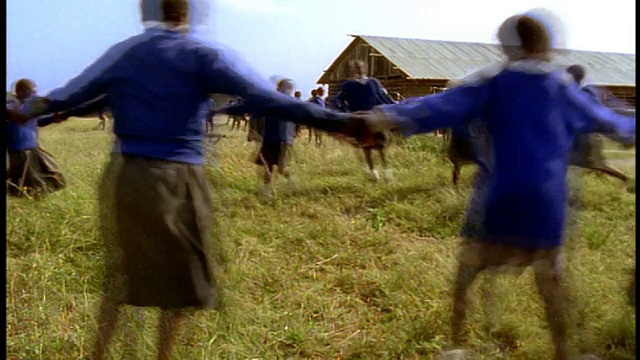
xmin=564 ymin=81 xmax=635 ymax=147
xmin=37 ymin=114 xmax=56 ymax=127
xmin=199 ymin=46 xmax=351 ymax=133
xmin=37 ymin=95 xmax=109 ymax=126
xmin=376 ymin=79 xmax=492 ymax=136
xmin=45 ymin=33 xmax=150 ymax=114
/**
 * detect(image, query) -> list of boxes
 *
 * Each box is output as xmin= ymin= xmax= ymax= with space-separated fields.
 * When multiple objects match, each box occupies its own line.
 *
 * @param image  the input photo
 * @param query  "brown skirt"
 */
xmin=99 ymin=153 xmax=222 ymax=309
xmin=458 ymin=240 xmax=563 ymax=276
xmin=6 ymin=147 xmax=66 ymax=198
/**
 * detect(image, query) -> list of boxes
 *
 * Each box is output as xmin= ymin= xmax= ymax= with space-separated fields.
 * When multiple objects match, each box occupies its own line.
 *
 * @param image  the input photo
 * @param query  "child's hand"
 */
xmin=53 ymin=113 xmax=68 ymax=123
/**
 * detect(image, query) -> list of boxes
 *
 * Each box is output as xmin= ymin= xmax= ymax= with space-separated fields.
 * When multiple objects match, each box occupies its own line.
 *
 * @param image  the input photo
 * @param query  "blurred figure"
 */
xmin=254 ymin=79 xmax=297 ymax=195
xmin=335 ymin=59 xmax=395 ymax=182
xmin=362 ymin=10 xmax=634 ymax=360
xmin=566 ymin=65 xmax=629 ymax=183
xmin=307 ymin=87 xmax=325 ymax=145
xmin=23 ymin=1 xmax=364 ymax=359
xmin=6 ymin=79 xmax=66 ymax=198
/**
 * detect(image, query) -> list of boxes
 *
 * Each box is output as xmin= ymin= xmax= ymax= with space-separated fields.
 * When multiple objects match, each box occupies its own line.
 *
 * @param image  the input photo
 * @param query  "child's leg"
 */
xmin=157 ymin=308 xmax=186 ymax=360
xmin=263 ymin=164 xmax=274 ymax=185
xmin=308 ymin=127 xmax=313 ymax=143
xmin=92 ymin=298 xmax=121 ymax=360
xmin=278 ymin=146 xmax=291 ymax=180
xmin=453 ymin=164 xmax=461 ymax=186
xmin=451 ymin=262 xmax=482 ymax=344
xmin=533 ymin=255 xmax=569 ymax=360
xmin=481 ymin=274 xmax=499 ymax=334
xmin=363 ymin=148 xmax=378 ymax=181
xmin=378 ymin=148 xmax=393 ymax=181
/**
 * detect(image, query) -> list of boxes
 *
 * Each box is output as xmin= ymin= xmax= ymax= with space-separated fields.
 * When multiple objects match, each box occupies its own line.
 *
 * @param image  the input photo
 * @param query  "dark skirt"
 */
xmin=247 ymin=117 xmax=264 ymax=142
xmin=447 ymin=135 xmax=476 ymax=164
xmin=254 ymin=142 xmax=291 ymax=168
xmin=6 ymin=147 xmax=66 ymax=197
xmin=99 ymin=153 xmax=221 ymax=309
xmin=361 ymin=132 xmax=388 ymax=150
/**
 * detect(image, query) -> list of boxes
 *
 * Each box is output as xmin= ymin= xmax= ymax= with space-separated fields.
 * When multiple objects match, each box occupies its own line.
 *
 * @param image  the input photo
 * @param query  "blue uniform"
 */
xmin=335 ymin=78 xmax=395 ymax=112
xmin=43 ymin=27 xmax=351 ymax=165
xmin=6 ymin=96 xmax=61 ymax=152
xmin=378 ymin=59 xmax=635 ymax=249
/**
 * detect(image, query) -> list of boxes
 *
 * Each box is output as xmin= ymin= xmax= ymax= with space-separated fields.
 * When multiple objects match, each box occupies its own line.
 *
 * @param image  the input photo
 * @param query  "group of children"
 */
xmin=6 ymin=1 xmax=636 ymax=359
xmin=246 ymin=62 xmax=402 ymax=188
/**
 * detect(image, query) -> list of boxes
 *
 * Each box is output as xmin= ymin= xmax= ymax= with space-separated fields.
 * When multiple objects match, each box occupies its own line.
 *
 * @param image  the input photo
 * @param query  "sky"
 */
xmin=7 ymin=0 xmax=636 ymax=97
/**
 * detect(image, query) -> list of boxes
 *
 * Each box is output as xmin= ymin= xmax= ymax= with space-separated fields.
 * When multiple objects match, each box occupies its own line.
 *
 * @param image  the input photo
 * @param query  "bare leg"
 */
xmin=157 ymin=308 xmax=186 ymax=360
xmin=533 ymin=261 xmax=569 ymax=360
xmin=453 ymin=164 xmax=461 ymax=186
xmin=378 ymin=148 xmax=388 ymax=169
xmin=379 ymin=149 xmax=393 ymax=181
xmin=452 ymin=263 xmax=481 ymax=344
xmin=264 ymin=164 xmax=274 ymax=185
xmin=363 ymin=148 xmax=378 ymax=181
xmin=481 ymin=274 xmax=499 ymax=334
xmin=92 ymin=298 xmax=120 ymax=360
xmin=308 ymin=127 xmax=312 ymax=143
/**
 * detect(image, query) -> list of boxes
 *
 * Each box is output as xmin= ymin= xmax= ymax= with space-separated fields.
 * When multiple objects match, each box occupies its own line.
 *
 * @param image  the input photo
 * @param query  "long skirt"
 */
xmin=7 ymin=147 xmax=66 ymax=197
xmin=254 ymin=141 xmax=291 ymax=169
xmin=99 ymin=153 xmax=222 ymax=309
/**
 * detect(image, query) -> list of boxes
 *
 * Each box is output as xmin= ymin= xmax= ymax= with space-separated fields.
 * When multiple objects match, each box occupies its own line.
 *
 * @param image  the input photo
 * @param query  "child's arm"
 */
xmin=564 ymin=81 xmax=635 ymax=147
xmin=368 ymin=77 xmax=492 ymax=136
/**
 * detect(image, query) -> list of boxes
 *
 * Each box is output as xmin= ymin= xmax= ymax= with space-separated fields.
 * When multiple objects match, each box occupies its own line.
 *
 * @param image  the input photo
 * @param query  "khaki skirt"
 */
xmin=99 ymin=153 xmax=222 ymax=309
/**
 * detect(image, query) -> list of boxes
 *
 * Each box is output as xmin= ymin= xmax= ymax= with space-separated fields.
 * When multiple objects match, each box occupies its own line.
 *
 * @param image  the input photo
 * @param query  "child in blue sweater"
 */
xmin=362 ymin=12 xmax=635 ymax=360
xmin=6 ymin=79 xmax=66 ymax=198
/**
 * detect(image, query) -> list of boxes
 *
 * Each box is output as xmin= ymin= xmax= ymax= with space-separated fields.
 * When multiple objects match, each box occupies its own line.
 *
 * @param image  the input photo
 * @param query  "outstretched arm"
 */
xmin=41 ymin=34 xmax=151 ymax=116
xmin=199 ymin=46 xmax=352 ymax=134
xmin=371 ymin=78 xmax=492 ymax=136
xmin=564 ymin=81 xmax=635 ymax=147
xmin=37 ymin=95 xmax=109 ymax=127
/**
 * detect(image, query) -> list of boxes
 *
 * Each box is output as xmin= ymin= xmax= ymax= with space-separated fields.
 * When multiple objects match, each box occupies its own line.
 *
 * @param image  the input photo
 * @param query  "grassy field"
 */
xmin=6 ymin=118 xmax=636 ymax=360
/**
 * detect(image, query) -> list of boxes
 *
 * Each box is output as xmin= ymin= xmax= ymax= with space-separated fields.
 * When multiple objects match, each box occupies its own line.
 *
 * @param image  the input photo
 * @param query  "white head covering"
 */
xmin=496 ymin=8 xmax=566 ymax=58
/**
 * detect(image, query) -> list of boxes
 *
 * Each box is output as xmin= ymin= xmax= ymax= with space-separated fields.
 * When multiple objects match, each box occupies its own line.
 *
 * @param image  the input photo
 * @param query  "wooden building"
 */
xmin=317 ymin=35 xmax=636 ymax=106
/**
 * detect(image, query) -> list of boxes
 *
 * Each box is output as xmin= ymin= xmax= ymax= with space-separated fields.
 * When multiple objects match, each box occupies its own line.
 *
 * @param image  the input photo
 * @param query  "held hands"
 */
xmin=53 ymin=113 xmax=67 ymax=123
xmin=340 ymin=110 xmax=398 ymax=147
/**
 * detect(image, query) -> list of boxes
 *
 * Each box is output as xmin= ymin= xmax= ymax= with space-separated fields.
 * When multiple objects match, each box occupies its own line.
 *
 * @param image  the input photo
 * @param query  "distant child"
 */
xmin=307 ymin=87 xmax=326 ymax=145
xmin=205 ymin=96 xmax=216 ymax=134
xmin=255 ymin=78 xmax=297 ymax=194
xmin=335 ymin=59 xmax=396 ymax=182
xmin=6 ymin=79 xmax=66 ymax=198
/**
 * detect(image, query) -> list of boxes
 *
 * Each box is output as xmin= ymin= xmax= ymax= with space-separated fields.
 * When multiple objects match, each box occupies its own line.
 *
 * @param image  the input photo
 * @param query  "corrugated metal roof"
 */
xmin=356 ymin=35 xmax=636 ymax=86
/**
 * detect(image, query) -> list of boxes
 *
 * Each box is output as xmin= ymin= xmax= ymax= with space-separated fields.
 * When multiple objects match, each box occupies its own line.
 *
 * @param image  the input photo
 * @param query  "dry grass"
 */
xmin=6 ymin=118 xmax=636 ymax=359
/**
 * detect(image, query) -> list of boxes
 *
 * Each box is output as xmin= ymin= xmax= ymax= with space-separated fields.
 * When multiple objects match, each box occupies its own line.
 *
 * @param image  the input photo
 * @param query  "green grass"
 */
xmin=7 ymin=119 xmax=636 ymax=359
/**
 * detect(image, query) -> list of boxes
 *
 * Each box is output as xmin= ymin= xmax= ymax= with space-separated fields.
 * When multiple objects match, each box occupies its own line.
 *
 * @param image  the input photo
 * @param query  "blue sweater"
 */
xmin=379 ymin=60 xmax=635 ymax=248
xmin=335 ymin=78 xmax=395 ymax=112
xmin=43 ymin=27 xmax=351 ymax=165
xmin=6 ymin=97 xmax=60 ymax=152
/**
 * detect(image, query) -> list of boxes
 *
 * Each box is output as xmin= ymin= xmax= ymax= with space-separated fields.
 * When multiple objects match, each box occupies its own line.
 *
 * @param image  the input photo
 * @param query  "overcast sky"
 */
xmin=7 ymin=0 xmax=635 ymax=97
